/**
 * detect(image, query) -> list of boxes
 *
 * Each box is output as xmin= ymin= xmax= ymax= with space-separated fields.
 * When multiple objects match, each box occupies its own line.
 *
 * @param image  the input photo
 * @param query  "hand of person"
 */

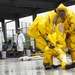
xmin=49 ymin=44 xmax=55 ymax=49
xmin=13 ymin=42 xmax=17 ymax=47
xmin=23 ymin=42 xmax=26 ymax=47
xmin=44 ymin=36 xmax=48 ymax=41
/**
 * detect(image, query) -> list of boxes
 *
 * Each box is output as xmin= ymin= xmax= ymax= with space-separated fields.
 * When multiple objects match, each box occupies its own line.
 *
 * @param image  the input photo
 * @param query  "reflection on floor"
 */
xmin=0 ymin=57 xmax=75 ymax=75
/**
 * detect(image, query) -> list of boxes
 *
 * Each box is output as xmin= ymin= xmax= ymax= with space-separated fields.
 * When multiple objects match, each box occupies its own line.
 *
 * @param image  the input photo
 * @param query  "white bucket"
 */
xmin=26 ymin=49 xmax=31 ymax=56
xmin=2 ymin=51 xmax=6 ymax=59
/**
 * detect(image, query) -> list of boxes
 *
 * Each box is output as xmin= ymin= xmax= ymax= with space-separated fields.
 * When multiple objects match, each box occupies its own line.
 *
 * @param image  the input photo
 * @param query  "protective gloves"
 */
xmin=44 ymin=35 xmax=48 ymax=42
xmin=23 ymin=42 xmax=26 ymax=47
xmin=13 ymin=42 xmax=17 ymax=47
xmin=49 ymin=44 xmax=55 ymax=49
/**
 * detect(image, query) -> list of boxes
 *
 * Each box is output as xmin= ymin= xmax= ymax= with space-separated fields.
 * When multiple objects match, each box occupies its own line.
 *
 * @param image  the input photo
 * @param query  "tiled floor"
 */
xmin=0 ymin=57 xmax=75 ymax=75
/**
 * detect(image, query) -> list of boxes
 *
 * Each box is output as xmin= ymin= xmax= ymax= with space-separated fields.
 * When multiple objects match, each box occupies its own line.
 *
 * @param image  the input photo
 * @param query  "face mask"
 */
xmin=59 ymin=10 xmax=66 ymax=21
xmin=58 ymin=24 xmax=64 ymax=33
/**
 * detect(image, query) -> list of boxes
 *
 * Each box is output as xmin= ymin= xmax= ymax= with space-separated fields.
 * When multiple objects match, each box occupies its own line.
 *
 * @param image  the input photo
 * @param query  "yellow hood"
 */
xmin=45 ymin=11 xmax=57 ymax=23
xmin=56 ymin=3 xmax=68 ymax=15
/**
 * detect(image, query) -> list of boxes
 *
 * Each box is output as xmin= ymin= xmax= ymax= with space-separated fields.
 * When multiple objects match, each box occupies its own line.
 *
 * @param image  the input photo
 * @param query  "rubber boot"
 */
xmin=52 ymin=64 xmax=61 ymax=69
xmin=70 ymin=62 xmax=75 ymax=68
xmin=65 ymin=64 xmax=71 ymax=69
xmin=44 ymin=63 xmax=52 ymax=70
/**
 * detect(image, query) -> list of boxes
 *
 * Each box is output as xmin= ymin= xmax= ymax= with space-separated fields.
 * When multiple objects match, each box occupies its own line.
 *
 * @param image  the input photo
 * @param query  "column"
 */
xmin=32 ymin=13 xmax=37 ymax=52
xmin=15 ymin=18 xmax=20 ymax=32
xmin=1 ymin=19 xmax=7 ymax=43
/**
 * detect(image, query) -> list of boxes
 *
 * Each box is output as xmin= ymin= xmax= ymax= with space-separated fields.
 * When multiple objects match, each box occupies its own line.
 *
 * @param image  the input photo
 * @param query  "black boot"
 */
xmin=65 ymin=62 xmax=75 ymax=69
xmin=71 ymin=62 xmax=75 ymax=68
xmin=52 ymin=64 xmax=61 ymax=69
xmin=65 ymin=64 xmax=71 ymax=69
xmin=44 ymin=63 xmax=52 ymax=70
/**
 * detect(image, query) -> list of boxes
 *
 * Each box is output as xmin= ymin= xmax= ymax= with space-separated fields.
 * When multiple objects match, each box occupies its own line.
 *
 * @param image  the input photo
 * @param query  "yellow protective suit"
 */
xmin=27 ymin=16 xmax=47 ymax=52
xmin=38 ymin=11 xmax=57 ymax=36
xmin=43 ymin=24 xmax=68 ymax=69
xmin=56 ymin=3 xmax=75 ymax=63
xmin=27 ymin=11 xmax=57 ymax=52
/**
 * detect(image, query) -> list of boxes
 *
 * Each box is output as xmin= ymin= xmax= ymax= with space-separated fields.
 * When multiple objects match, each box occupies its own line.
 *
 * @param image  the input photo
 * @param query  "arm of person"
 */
xmin=47 ymin=32 xmax=57 ymax=47
xmin=22 ymin=33 xmax=26 ymax=47
xmin=68 ymin=14 xmax=75 ymax=34
xmin=38 ymin=18 xmax=47 ymax=36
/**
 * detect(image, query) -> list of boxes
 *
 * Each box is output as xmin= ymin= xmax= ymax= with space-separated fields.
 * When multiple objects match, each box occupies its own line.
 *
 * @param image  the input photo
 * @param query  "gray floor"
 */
xmin=0 ymin=57 xmax=75 ymax=75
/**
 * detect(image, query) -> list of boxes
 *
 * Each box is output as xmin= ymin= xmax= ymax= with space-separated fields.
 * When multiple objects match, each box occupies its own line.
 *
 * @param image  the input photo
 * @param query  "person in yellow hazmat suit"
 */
xmin=27 ymin=11 xmax=57 ymax=53
xmin=56 ymin=3 xmax=75 ymax=68
xmin=27 ymin=11 xmax=61 ymax=69
xmin=43 ymin=23 xmax=75 ymax=70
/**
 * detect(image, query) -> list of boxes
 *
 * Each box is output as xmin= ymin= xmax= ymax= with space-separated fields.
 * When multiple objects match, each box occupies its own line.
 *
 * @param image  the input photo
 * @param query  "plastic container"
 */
xmin=26 ymin=49 xmax=31 ymax=56
xmin=2 ymin=51 xmax=6 ymax=59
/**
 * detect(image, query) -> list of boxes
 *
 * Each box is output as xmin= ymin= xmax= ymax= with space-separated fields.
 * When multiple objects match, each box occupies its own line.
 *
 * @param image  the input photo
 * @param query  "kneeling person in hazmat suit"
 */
xmin=43 ymin=23 xmax=75 ymax=70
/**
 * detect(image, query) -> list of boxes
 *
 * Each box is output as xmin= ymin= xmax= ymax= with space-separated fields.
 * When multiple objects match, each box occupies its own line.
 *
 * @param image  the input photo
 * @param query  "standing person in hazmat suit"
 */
xmin=0 ymin=27 xmax=5 ymax=59
xmin=14 ymin=28 xmax=25 ymax=57
xmin=44 ymin=23 xmax=74 ymax=70
xmin=56 ymin=3 xmax=75 ymax=68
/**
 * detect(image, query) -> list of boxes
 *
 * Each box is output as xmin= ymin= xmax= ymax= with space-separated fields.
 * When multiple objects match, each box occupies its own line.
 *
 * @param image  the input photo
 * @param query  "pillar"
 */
xmin=15 ymin=18 xmax=20 ymax=32
xmin=1 ymin=19 xmax=7 ymax=43
xmin=32 ymin=13 xmax=37 ymax=52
